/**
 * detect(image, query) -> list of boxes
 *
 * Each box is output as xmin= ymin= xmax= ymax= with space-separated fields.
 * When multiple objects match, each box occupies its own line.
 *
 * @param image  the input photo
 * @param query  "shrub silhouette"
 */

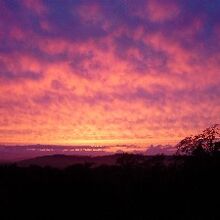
xmin=116 ymin=153 xmax=144 ymax=167
xmin=176 ymin=124 xmax=220 ymax=156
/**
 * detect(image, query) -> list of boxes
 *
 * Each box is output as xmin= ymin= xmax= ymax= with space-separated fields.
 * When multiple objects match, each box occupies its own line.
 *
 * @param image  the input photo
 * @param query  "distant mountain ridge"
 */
xmin=0 ymin=144 xmax=175 ymax=163
xmin=15 ymin=153 xmax=178 ymax=169
xmin=16 ymin=154 xmax=122 ymax=168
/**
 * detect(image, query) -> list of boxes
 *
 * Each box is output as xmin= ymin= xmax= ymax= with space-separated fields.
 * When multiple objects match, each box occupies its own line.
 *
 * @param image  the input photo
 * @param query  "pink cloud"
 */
xmin=22 ymin=0 xmax=47 ymax=15
xmin=147 ymin=0 xmax=180 ymax=22
xmin=0 ymin=0 xmax=220 ymax=147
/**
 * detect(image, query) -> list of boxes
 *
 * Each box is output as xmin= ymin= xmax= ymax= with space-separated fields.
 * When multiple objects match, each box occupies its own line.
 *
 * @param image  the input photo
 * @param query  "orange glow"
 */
xmin=0 ymin=0 xmax=220 ymax=148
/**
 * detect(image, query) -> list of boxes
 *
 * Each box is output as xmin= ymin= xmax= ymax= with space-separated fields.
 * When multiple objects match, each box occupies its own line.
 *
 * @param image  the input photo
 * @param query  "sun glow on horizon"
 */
xmin=0 ymin=0 xmax=220 ymax=148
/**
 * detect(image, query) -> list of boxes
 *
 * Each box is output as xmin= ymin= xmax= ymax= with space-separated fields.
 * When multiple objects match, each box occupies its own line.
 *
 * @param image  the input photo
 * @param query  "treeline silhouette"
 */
xmin=1 ymin=153 xmax=220 ymax=220
xmin=1 ymin=125 xmax=220 ymax=219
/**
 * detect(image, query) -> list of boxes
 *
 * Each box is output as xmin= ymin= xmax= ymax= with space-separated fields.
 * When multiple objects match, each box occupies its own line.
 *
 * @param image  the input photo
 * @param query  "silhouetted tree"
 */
xmin=116 ymin=153 xmax=143 ymax=167
xmin=176 ymin=124 xmax=220 ymax=156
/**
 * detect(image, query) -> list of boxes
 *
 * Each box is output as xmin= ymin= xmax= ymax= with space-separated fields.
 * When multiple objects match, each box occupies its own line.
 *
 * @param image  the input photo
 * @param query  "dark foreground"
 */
xmin=1 ymin=155 xmax=220 ymax=220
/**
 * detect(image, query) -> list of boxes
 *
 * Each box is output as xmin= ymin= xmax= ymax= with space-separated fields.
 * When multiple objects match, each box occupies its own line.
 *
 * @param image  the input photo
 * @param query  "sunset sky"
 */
xmin=0 ymin=0 xmax=220 ymax=147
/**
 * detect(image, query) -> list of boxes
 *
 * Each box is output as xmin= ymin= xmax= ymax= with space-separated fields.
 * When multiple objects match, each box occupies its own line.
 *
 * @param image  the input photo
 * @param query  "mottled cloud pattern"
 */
xmin=0 ymin=0 xmax=220 ymax=146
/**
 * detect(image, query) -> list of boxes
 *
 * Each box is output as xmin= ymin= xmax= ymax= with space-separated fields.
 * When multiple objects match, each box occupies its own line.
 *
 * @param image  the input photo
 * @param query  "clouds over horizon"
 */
xmin=0 ymin=0 xmax=220 ymax=146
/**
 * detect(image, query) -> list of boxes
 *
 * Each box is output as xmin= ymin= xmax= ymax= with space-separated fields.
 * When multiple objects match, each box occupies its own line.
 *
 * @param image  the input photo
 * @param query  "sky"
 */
xmin=0 ymin=0 xmax=220 ymax=147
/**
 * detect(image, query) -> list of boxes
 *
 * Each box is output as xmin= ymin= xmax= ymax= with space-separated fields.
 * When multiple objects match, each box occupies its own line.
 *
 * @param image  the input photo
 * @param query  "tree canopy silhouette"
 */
xmin=176 ymin=124 xmax=220 ymax=156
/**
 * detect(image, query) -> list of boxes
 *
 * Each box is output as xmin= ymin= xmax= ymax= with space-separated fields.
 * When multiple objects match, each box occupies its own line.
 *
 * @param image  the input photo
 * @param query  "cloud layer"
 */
xmin=0 ymin=0 xmax=220 ymax=146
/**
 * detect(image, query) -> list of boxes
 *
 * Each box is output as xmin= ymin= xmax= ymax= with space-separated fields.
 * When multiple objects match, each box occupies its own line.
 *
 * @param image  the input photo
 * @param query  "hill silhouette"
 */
xmin=16 ymin=153 xmax=178 ymax=168
xmin=1 ymin=154 xmax=220 ymax=219
xmin=17 ymin=154 xmax=121 ymax=168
